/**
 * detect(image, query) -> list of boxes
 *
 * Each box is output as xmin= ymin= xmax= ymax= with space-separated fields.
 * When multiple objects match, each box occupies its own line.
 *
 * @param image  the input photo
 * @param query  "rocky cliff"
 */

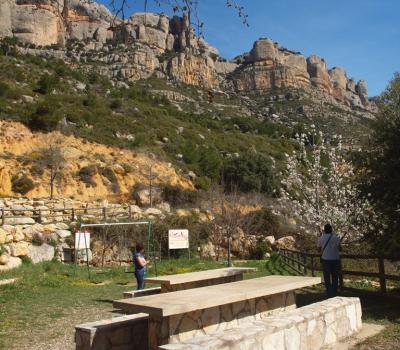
xmin=0 ymin=0 xmax=375 ymax=110
xmin=0 ymin=0 xmax=114 ymax=46
xmin=228 ymin=38 xmax=374 ymax=110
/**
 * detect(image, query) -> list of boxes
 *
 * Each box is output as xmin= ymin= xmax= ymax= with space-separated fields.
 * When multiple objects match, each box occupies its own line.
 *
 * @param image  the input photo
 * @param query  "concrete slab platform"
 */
xmin=323 ymin=323 xmax=385 ymax=350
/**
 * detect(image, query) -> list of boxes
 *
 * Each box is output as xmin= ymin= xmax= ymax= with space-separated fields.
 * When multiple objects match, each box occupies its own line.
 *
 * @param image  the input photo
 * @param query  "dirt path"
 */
xmin=7 ymin=305 xmax=114 ymax=350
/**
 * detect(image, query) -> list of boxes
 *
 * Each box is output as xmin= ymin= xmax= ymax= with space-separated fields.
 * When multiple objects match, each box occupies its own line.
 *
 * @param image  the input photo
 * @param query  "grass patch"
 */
xmin=0 ymin=256 xmax=398 ymax=348
xmin=0 ymin=258 xmax=270 ymax=348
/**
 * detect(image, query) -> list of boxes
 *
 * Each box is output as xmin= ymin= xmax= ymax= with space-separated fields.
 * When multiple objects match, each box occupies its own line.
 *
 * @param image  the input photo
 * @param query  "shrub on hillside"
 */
xmin=11 ymin=175 xmax=35 ymax=195
xmin=162 ymin=185 xmax=197 ymax=207
xmin=194 ymin=176 xmax=212 ymax=191
xmin=246 ymin=207 xmax=282 ymax=237
xmin=0 ymin=37 xmax=18 ymax=56
xmin=28 ymin=101 xmax=61 ymax=131
xmin=0 ymin=81 xmax=10 ymax=97
xmin=109 ymin=98 xmax=122 ymax=110
xmin=35 ymin=73 xmax=59 ymax=94
xmin=77 ymin=165 xmax=98 ymax=188
xmin=248 ymin=237 xmax=270 ymax=260
xmin=100 ymin=167 xmax=120 ymax=193
xmin=222 ymin=152 xmax=277 ymax=195
xmin=181 ymin=142 xmax=222 ymax=181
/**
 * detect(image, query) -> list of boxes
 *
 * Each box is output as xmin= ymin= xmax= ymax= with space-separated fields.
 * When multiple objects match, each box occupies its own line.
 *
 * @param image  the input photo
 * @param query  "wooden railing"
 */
xmin=278 ymin=248 xmax=400 ymax=294
xmin=0 ymin=204 xmax=136 ymax=225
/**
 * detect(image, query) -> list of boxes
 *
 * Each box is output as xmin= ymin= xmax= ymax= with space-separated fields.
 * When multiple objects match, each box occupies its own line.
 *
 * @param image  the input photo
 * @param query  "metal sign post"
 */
xmin=74 ymin=220 xmax=156 ymax=279
xmin=168 ymin=229 xmax=190 ymax=260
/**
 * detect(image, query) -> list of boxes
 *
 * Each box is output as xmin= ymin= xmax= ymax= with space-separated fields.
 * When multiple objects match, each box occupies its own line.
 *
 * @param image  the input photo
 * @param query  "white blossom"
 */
xmin=280 ymin=129 xmax=377 ymax=241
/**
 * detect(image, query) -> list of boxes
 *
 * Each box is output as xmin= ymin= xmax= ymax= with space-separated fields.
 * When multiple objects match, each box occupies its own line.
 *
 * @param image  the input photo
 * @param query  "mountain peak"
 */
xmin=0 ymin=0 xmax=375 ymax=111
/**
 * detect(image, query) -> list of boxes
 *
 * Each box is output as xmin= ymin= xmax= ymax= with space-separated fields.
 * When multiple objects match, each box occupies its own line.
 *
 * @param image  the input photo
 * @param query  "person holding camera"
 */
xmin=318 ymin=224 xmax=341 ymax=298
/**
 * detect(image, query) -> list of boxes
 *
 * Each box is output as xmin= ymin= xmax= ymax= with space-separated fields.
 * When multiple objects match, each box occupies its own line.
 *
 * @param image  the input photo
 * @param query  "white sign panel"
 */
xmin=168 ymin=229 xmax=189 ymax=249
xmin=75 ymin=231 xmax=90 ymax=250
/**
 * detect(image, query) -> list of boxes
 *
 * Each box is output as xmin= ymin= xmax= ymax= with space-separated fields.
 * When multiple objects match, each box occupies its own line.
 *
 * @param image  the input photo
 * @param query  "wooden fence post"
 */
xmin=297 ymin=252 xmax=301 ymax=271
xmin=339 ymin=260 xmax=344 ymax=291
xmin=378 ymin=257 xmax=387 ymax=294
xmin=71 ymin=208 xmax=75 ymax=222
xmin=103 ymin=207 xmax=107 ymax=221
xmin=310 ymin=256 xmax=315 ymax=277
xmin=1 ymin=208 xmax=4 ymax=226
xmin=302 ymin=253 xmax=307 ymax=276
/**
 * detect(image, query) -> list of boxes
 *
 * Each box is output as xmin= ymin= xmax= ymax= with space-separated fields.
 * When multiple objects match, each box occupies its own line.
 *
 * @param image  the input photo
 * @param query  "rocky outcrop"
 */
xmin=307 ymin=55 xmax=332 ymax=93
xmin=166 ymin=52 xmax=219 ymax=88
xmin=229 ymin=38 xmax=374 ymax=110
xmin=231 ymin=40 xmax=310 ymax=91
xmin=0 ymin=0 xmax=114 ymax=46
xmin=0 ymin=2 xmax=375 ymax=110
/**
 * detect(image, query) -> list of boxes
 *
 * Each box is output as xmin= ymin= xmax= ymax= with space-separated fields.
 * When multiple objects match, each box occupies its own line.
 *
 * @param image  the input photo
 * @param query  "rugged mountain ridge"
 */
xmin=0 ymin=0 xmax=376 ymax=112
xmin=226 ymin=39 xmax=374 ymax=111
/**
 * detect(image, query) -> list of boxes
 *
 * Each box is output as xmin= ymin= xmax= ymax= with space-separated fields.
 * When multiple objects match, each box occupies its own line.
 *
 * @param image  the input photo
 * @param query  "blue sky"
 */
xmin=100 ymin=0 xmax=399 ymax=96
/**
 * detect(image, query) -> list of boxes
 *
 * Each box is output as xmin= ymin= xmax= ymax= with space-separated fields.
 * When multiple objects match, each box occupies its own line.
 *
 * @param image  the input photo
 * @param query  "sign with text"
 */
xmin=168 ymin=229 xmax=189 ymax=250
xmin=75 ymin=231 xmax=90 ymax=250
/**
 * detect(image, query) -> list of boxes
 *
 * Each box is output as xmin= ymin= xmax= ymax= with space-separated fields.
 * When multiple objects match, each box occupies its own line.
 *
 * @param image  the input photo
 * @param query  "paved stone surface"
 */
xmin=159 ymin=297 xmax=363 ymax=350
xmin=115 ymin=275 xmax=320 ymax=350
xmin=123 ymin=287 xmax=162 ymax=298
xmin=323 ymin=323 xmax=385 ymax=350
xmin=146 ymin=268 xmax=256 ymax=292
xmin=114 ymin=276 xmax=321 ymax=317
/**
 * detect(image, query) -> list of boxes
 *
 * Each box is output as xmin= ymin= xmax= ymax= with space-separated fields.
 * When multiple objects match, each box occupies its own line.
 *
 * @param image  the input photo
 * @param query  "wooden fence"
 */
xmin=278 ymin=248 xmax=400 ymax=294
xmin=0 ymin=205 xmax=136 ymax=225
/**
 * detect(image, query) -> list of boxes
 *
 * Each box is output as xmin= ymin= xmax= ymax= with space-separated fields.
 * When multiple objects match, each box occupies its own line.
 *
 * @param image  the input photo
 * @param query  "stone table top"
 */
xmin=114 ymin=275 xmax=321 ymax=317
xmin=144 ymin=267 xmax=257 ymax=286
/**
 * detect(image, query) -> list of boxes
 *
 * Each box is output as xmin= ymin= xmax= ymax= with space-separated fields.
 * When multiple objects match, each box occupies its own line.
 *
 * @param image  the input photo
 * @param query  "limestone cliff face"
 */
xmin=166 ymin=53 xmax=218 ymax=89
xmin=0 ymin=0 xmax=114 ymax=46
xmin=0 ymin=2 xmax=375 ymax=110
xmin=229 ymin=38 xmax=373 ymax=110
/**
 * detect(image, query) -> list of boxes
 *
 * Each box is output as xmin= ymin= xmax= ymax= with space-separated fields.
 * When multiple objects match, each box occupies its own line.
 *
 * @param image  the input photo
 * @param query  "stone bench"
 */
xmin=75 ymin=313 xmax=149 ymax=350
xmin=114 ymin=276 xmax=320 ymax=350
xmin=158 ymin=297 xmax=362 ymax=350
xmin=124 ymin=287 xmax=162 ymax=298
xmin=145 ymin=267 xmax=257 ymax=293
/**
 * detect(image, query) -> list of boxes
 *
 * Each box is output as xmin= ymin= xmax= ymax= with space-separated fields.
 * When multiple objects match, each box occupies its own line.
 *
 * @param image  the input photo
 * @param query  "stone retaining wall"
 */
xmin=75 ymin=314 xmax=149 ymax=350
xmin=159 ymin=297 xmax=362 ymax=350
xmin=151 ymin=291 xmax=296 ymax=349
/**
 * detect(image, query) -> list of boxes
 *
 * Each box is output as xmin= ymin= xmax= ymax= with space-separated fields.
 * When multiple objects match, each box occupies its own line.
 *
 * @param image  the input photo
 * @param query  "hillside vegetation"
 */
xmin=0 ymin=41 xmax=298 ymax=199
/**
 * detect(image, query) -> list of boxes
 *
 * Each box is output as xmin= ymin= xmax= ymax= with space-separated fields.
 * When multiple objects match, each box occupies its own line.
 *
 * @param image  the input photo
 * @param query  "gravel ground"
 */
xmin=6 ymin=305 xmax=114 ymax=350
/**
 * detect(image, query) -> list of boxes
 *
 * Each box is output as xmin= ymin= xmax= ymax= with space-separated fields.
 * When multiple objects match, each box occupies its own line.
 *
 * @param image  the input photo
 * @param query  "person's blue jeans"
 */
xmin=135 ymin=268 xmax=145 ymax=290
xmin=322 ymin=259 xmax=340 ymax=298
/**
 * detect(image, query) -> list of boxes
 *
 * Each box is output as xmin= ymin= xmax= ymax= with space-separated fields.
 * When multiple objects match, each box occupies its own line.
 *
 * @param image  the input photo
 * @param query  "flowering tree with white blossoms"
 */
xmin=280 ymin=127 xmax=377 ymax=242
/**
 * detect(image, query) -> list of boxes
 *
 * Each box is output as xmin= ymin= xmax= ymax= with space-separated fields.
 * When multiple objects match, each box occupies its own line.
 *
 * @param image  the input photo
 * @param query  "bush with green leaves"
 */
xmin=28 ymin=100 xmax=62 ymax=131
xmin=100 ymin=167 xmax=120 ymax=193
xmin=11 ymin=175 xmax=35 ymax=195
xmin=248 ymin=237 xmax=270 ymax=260
xmin=35 ymin=73 xmax=59 ymax=94
xmin=0 ymin=81 xmax=10 ymax=97
xmin=246 ymin=207 xmax=282 ymax=237
xmin=222 ymin=153 xmax=277 ymax=195
xmin=20 ymin=256 xmax=33 ymax=265
xmin=360 ymin=73 xmax=400 ymax=253
xmin=162 ymin=185 xmax=197 ymax=207
xmin=77 ymin=165 xmax=98 ymax=188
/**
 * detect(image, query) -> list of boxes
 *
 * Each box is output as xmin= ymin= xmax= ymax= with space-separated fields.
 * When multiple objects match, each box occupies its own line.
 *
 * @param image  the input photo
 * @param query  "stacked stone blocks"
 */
xmin=159 ymin=297 xmax=362 ymax=350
